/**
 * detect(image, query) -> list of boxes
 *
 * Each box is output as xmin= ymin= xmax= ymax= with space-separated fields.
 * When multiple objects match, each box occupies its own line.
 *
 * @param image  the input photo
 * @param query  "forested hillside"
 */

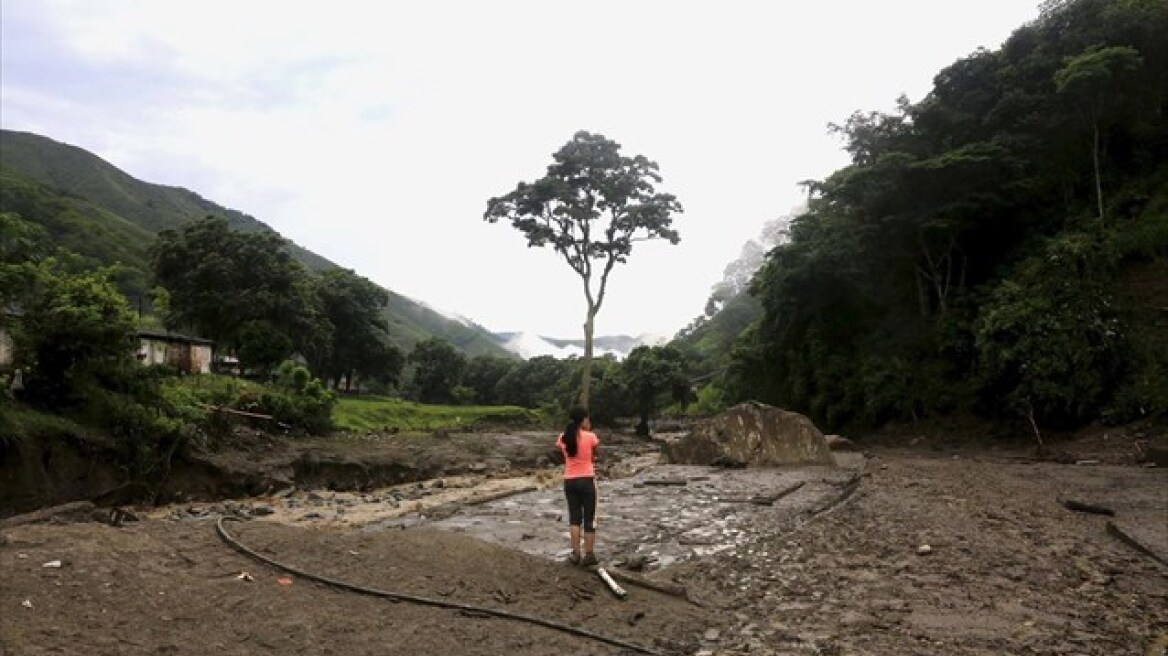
xmin=709 ymin=0 xmax=1167 ymax=432
xmin=0 ymin=130 xmax=513 ymax=359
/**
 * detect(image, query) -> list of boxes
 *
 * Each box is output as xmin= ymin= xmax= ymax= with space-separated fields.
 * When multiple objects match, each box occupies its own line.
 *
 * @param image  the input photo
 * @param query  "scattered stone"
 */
xmin=42 ymin=560 xmax=62 ymax=568
xmin=917 ymin=544 xmax=933 ymax=555
xmin=825 ymin=435 xmax=857 ymax=451
xmin=249 ymin=505 xmax=275 ymax=517
xmin=703 ymin=628 xmax=720 ymax=642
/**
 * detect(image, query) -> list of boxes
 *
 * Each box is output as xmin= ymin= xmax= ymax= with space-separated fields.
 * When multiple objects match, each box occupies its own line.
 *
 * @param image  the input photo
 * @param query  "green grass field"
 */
xmin=333 ymin=395 xmax=541 ymax=433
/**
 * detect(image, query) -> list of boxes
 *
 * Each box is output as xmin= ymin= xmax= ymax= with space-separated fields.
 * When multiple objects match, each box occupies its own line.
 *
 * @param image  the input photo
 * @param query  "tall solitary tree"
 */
xmin=484 ymin=131 xmax=683 ymax=408
xmin=1054 ymin=45 xmax=1143 ymax=224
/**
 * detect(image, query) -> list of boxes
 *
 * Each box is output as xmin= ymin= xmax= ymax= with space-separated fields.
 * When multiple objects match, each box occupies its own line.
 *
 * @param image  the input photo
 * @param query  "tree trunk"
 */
xmin=915 ymin=269 xmax=931 ymax=318
xmin=578 ymin=311 xmax=595 ymax=409
xmin=635 ymin=411 xmax=650 ymax=437
xmin=1092 ymin=120 xmax=1105 ymax=224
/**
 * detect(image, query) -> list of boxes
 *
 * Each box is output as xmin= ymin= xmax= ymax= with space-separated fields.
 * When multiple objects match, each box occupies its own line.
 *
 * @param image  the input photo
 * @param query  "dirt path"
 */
xmin=1 ymin=447 xmax=1165 ymax=655
xmin=666 ymin=451 xmax=1168 ymax=655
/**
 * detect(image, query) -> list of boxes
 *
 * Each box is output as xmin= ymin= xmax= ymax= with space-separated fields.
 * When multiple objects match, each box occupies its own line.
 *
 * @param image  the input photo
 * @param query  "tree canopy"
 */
xmin=152 ymin=215 xmax=319 ymax=369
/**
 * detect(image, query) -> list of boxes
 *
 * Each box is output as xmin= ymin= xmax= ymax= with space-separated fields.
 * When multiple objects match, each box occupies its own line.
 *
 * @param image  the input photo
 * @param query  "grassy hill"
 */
xmin=0 ymin=129 xmax=514 ymax=359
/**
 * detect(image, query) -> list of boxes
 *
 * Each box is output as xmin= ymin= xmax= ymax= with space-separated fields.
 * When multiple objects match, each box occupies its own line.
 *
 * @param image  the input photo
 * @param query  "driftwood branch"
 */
xmin=721 ymin=481 xmax=807 ymax=505
xmin=605 ymin=567 xmax=695 ymax=604
xmin=463 ymin=486 xmax=538 ymax=507
xmin=197 ymin=403 xmax=275 ymax=421
xmin=1059 ymin=497 xmax=1115 ymax=516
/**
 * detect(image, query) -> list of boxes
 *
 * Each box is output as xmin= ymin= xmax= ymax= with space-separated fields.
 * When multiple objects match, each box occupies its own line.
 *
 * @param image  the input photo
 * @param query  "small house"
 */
xmin=136 ymin=329 xmax=214 ymax=374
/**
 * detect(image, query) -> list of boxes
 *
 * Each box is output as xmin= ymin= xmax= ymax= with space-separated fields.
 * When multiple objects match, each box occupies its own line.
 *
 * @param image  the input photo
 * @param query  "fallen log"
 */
xmin=1059 ymin=498 xmax=1116 ymax=516
xmin=641 ymin=478 xmax=688 ymax=487
xmin=0 ymin=501 xmax=95 ymax=529
xmin=463 ymin=486 xmax=538 ymax=506
xmin=197 ymin=403 xmax=275 ymax=421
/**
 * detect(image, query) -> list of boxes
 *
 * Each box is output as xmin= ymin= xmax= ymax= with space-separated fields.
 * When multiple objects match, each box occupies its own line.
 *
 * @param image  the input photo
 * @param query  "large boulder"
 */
xmin=663 ymin=402 xmax=836 ymax=467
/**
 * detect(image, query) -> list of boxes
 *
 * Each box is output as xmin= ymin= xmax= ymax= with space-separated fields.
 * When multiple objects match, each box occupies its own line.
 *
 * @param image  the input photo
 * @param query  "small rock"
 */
xmin=22 ymin=599 xmax=32 ymax=609
xmin=917 ymin=544 xmax=933 ymax=555
xmin=42 ymin=560 xmax=62 ymax=568
xmin=704 ymin=628 xmax=720 ymax=642
xmin=249 ymin=505 xmax=275 ymax=517
xmin=825 ymin=435 xmax=856 ymax=451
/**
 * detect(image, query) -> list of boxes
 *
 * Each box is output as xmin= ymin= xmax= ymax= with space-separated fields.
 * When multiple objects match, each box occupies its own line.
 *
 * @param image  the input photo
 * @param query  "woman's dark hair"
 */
xmin=562 ymin=406 xmax=589 ymax=457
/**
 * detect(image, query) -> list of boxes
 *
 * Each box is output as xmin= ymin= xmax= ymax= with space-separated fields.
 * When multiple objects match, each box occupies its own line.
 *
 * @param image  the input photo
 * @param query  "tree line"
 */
xmin=715 ymin=0 xmax=1167 ymax=433
xmin=2 ymin=210 xmax=702 ymax=436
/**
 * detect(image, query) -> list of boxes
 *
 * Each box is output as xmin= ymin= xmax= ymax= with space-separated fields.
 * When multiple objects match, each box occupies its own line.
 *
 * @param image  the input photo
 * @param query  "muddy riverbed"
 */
xmin=1 ymin=427 xmax=1166 ymax=655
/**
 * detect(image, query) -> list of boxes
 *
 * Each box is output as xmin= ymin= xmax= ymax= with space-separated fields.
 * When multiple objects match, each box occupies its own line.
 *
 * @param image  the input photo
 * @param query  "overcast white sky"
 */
xmin=1 ymin=1 xmax=1042 ymax=339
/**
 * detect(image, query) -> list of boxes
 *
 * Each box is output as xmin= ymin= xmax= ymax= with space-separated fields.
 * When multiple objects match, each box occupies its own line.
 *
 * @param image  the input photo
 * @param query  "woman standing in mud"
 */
xmin=557 ymin=406 xmax=600 ymax=566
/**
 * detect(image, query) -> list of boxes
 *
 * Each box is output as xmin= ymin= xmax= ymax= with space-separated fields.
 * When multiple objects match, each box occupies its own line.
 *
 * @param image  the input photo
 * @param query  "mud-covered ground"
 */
xmin=1 ymin=427 xmax=1165 ymax=656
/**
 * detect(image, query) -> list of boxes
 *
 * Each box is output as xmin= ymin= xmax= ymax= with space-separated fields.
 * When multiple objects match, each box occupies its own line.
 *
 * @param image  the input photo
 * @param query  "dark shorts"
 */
xmin=563 ymin=476 xmax=596 ymax=533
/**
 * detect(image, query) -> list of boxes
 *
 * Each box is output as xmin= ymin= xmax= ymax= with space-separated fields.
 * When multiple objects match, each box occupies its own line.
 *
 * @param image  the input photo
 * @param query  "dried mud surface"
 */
xmin=1 ymin=429 xmax=1165 ymax=656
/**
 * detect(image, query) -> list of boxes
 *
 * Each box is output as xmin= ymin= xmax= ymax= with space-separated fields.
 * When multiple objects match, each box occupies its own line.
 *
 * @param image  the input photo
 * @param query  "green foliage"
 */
xmin=582 ymin=356 xmax=633 ymax=426
xmin=725 ymin=0 xmax=1168 ymax=432
xmin=494 ymin=355 xmax=572 ymax=409
xmin=689 ymin=382 xmax=731 ymax=417
xmin=313 ymin=268 xmax=404 ymax=390
xmin=0 ymin=404 xmax=96 ymax=452
xmin=621 ymin=345 xmax=691 ymax=435
xmin=974 ymin=234 xmax=1123 ymax=426
xmin=7 ymin=261 xmax=138 ymax=405
xmin=161 ymin=365 xmax=336 ymax=436
xmin=152 ymin=215 xmax=320 ymax=354
xmin=462 ymin=355 xmax=516 ymax=405
xmin=407 ymin=337 xmax=468 ymax=404
xmin=332 ymin=395 xmax=538 ymax=433
xmin=484 ymin=130 xmax=684 ymax=407
xmin=0 ymin=171 xmax=154 ymax=301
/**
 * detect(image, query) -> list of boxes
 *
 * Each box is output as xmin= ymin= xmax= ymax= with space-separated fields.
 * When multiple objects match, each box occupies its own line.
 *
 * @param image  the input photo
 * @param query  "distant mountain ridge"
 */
xmin=0 ymin=129 xmax=514 ymax=359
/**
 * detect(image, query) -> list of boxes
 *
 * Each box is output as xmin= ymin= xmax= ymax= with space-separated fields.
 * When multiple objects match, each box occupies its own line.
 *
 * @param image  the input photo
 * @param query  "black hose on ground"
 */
xmin=215 ymin=517 xmax=664 ymax=656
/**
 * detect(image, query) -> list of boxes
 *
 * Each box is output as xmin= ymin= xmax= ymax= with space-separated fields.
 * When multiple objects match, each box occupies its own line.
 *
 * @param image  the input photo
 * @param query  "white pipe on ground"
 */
xmin=596 ymin=567 xmax=627 ymax=599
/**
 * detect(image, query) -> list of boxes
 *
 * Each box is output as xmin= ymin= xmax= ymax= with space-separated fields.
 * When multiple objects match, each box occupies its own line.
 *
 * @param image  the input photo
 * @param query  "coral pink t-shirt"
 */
xmin=557 ymin=430 xmax=599 ymax=479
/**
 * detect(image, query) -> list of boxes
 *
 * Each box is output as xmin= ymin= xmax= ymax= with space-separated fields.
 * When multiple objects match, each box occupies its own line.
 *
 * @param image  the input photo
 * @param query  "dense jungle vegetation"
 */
xmin=699 ymin=0 xmax=1168 ymax=433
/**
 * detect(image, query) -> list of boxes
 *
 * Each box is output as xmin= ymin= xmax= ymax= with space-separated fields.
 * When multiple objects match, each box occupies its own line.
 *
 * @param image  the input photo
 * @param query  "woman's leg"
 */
xmin=581 ymin=478 xmax=597 ymax=561
xmin=564 ymin=480 xmax=585 ymax=560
